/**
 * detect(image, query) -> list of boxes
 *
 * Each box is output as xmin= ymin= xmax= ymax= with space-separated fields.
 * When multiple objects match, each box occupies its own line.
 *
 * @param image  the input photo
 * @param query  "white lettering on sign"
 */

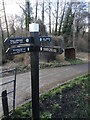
xmin=40 ymin=37 xmax=51 ymax=42
xmin=12 ymin=48 xmax=26 ymax=54
xmin=43 ymin=47 xmax=57 ymax=52
xmin=10 ymin=39 xmax=23 ymax=44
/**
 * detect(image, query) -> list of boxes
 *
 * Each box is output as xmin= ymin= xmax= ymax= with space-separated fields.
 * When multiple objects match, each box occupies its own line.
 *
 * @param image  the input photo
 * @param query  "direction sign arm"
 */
xmin=4 ymin=37 xmax=35 ymax=46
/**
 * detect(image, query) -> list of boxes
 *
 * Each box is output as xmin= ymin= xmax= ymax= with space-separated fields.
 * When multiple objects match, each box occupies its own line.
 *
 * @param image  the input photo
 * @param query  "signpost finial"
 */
xmin=29 ymin=23 xmax=39 ymax=32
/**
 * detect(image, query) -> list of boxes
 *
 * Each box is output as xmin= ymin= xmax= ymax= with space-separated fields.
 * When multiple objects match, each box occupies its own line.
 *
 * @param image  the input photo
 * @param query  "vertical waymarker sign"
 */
xmin=29 ymin=23 xmax=39 ymax=120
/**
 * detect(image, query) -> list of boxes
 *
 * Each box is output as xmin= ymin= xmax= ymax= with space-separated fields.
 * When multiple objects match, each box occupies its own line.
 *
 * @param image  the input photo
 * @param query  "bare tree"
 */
xmin=0 ymin=19 xmax=2 ymax=64
xmin=49 ymin=0 xmax=51 ymax=34
xmin=0 ymin=18 xmax=4 ymax=42
xmin=2 ymin=0 xmax=9 ymax=37
xmin=9 ymin=19 xmax=15 ymax=37
xmin=35 ymin=0 xmax=38 ymax=21
xmin=72 ymin=2 xmax=88 ymax=49
xmin=25 ymin=0 xmax=30 ymax=31
xmin=17 ymin=0 xmax=33 ymax=31
xmin=55 ymin=0 xmax=59 ymax=35
xmin=42 ymin=0 xmax=44 ymax=23
xmin=58 ymin=0 xmax=66 ymax=35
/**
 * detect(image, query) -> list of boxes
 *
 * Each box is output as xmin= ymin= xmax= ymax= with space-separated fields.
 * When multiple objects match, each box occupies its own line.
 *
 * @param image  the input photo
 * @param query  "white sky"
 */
xmin=0 ymin=0 xmax=89 ymax=31
xmin=3 ymin=0 xmax=89 ymax=15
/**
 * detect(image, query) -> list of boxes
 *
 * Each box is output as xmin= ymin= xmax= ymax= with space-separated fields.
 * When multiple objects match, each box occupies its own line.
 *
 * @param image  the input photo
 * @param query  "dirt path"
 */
xmin=0 ymin=63 xmax=89 ymax=117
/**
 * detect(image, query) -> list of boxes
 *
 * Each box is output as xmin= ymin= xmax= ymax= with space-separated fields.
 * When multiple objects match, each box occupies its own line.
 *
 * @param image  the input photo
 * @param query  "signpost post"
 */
xmin=4 ymin=23 xmax=64 ymax=120
xmin=29 ymin=23 xmax=39 ymax=120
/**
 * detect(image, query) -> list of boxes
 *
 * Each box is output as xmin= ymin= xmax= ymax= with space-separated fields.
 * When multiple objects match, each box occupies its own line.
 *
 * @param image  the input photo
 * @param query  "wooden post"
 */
xmin=29 ymin=23 xmax=39 ymax=120
xmin=2 ymin=90 xmax=9 ymax=117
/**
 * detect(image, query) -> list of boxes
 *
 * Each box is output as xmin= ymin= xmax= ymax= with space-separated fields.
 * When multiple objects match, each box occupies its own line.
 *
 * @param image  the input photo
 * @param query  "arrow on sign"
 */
xmin=4 ymin=37 xmax=34 ymax=46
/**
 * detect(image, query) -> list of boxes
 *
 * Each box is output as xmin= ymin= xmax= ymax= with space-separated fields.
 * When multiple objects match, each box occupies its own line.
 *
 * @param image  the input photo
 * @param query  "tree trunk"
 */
xmin=0 ymin=19 xmax=4 ymax=42
xmin=49 ymin=0 xmax=51 ymax=34
xmin=25 ymin=0 xmax=30 ymax=31
xmin=55 ymin=0 xmax=59 ymax=35
xmin=73 ymin=15 xmax=76 ymax=48
xmin=2 ymin=0 xmax=9 ymax=37
xmin=42 ymin=0 xmax=44 ymax=23
xmin=35 ymin=0 xmax=38 ymax=21
xmin=58 ymin=0 xmax=66 ymax=35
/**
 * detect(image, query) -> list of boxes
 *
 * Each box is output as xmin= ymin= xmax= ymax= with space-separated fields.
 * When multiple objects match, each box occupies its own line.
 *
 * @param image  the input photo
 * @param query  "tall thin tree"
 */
xmin=55 ymin=0 xmax=59 ymax=35
xmin=25 ymin=0 xmax=30 ymax=31
xmin=49 ymin=0 xmax=51 ymax=34
xmin=35 ymin=0 xmax=38 ymax=21
xmin=58 ymin=0 xmax=66 ymax=35
xmin=0 ymin=19 xmax=4 ymax=42
xmin=42 ymin=0 xmax=44 ymax=23
xmin=2 ymin=0 xmax=9 ymax=37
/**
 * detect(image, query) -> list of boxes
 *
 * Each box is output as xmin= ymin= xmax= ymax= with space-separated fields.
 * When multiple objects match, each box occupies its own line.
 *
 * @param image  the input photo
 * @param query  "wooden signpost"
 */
xmin=4 ymin=23 xmax=64 ymax=120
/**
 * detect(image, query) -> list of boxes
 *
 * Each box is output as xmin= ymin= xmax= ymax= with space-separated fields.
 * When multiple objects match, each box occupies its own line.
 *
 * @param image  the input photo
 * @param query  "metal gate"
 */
xmin=0 ymin=68 xmax=16 ymax=118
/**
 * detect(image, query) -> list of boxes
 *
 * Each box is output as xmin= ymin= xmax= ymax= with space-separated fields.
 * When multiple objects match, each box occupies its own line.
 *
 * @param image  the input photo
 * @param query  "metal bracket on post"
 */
xmin=29 ymin=23 xmax=39 ymax=120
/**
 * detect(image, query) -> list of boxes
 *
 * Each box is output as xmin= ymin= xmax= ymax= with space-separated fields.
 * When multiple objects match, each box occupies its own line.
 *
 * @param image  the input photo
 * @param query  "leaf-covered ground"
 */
xmin=2 ymin=74 xmax=89 ymax=119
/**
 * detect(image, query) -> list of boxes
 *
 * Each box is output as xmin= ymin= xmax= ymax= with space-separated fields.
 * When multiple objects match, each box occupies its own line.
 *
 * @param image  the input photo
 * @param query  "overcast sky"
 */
xmin=0 ymin=0 xmax=89 ymax=31
xmin=3 ymin=0 xmax=89 ymax=15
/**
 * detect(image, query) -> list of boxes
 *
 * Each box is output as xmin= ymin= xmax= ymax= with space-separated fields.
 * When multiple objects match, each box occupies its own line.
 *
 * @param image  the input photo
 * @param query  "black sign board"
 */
xmin=4 ymin=37 xmax=33 ymax=46
xmin=6 ymin=46 xmax=64 ymax=55
xmin=4 ymin=36 xmax=51 ymax=46
xmin=40 ymin=46 xmax=64 ymax=54
xmin=6 ymin=46 xmax=39 ymax=55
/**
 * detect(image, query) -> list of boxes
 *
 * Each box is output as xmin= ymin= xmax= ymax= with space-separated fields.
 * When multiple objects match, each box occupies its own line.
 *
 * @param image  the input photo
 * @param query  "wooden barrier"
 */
xmin=65 ymin=47 xmax=76 ymax=60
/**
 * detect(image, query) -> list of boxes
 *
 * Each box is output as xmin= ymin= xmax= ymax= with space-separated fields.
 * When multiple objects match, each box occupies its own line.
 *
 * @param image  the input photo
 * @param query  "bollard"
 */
xmin=2 ymin=90 xmax=9 ymax=117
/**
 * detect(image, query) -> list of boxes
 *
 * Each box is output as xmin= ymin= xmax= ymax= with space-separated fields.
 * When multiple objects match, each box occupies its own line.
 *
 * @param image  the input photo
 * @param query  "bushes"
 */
xmin=77 ymin=35 xmax=88 ymax=52
xmin=52 ymin=35 xmax=64 ymax=48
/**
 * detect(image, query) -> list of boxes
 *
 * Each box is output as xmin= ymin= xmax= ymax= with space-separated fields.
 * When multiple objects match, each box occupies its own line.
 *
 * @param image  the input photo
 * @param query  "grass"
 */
xmin=2 ymin=74 xmax=89 ymax=119
xmin=39 ymin=58 xmax=84 ymax=69
xmin=67 ymin=59 xmax=85 ymax=65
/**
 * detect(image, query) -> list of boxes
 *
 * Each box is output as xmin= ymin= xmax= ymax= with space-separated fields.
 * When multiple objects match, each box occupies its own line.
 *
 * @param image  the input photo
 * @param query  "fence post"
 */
xmin=13 ymin=68 xmax=16 ymax=113
xmin=2 ymin=90 xmax=9 ymax=117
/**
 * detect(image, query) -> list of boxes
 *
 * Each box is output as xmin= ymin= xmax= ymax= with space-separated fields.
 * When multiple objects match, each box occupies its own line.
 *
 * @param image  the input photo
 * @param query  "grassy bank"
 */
xmin=2 ymin=74 xmax=89 ymax=119
xmin=40 ymin=59 xmax=85 ymax=69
